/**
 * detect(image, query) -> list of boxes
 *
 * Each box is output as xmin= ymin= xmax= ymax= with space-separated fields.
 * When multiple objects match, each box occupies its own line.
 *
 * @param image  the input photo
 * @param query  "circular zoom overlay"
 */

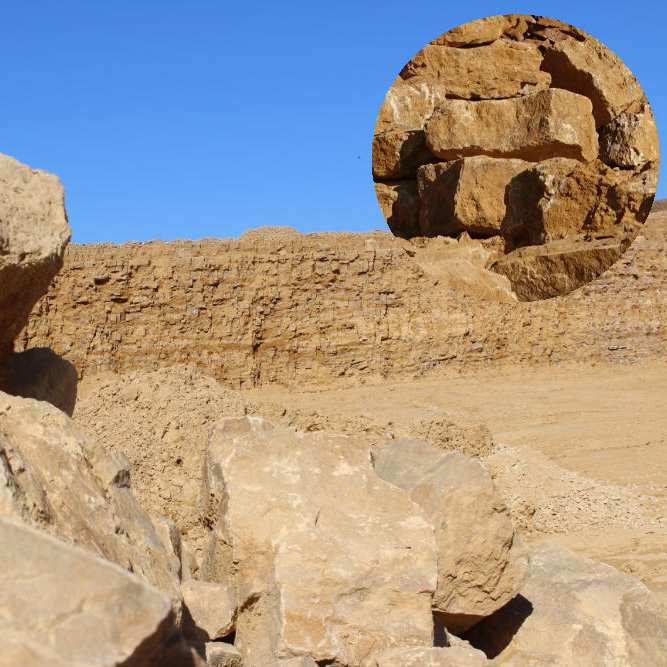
xmin=372 ymin=15 xmax=659 ymax=302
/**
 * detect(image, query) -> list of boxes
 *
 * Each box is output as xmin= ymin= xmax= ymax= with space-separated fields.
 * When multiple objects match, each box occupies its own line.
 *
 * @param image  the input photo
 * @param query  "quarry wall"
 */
xmin=19 ymin=213 xmax=667 ymax=389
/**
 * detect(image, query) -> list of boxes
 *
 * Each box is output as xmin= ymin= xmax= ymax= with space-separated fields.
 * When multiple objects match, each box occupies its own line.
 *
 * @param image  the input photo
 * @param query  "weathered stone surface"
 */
xmin=374 ymin=180 xmax=419 ymax=238
xmin=0 ymin=153 xmax=70 ymax=388
xmin=401 ymin=41 xmax=550 ymax=100
xmin=542 ymin=35 xmax=644 ymax=127
xmin=0 ymin=515 xmax=175 ymax=667
xmin=6 ymin=347 xmax=77 ymax=416
xmin=181 ymin=579 xmax=236 ymax=642
xmin=432 ymin=15 xmax=510 ymax=46
xmin=465 ymin=543 xmax=667 ymax=664
xmin=372 ymin=128 xmax=434 ymax=179
xmin=599 ymin=102 xmax=660 ymax=168
xmin=418 ymin=157 xmax=528 ymax=237
xmin=199 ymin=417 xmax=437 ymax=666
xmin=373 ymin=439 xmax=527 ymax=633
xmin=409 ymin=239 xmax=517 ymax=303
xmin=0 ymin=391 xmax=182 ymax=614
xmin=502 ymin=159 xmax=656 ymax=249
xmin=375 ymin=76 xmax=448 ymax=133
xmin=204 ymin=642 xmax=243 ymax=666
xmin=18 ymin=207 xmax=667 ymax=380
xmin=376 ymin=645 xmax=491 ymax=666
xmin=491 ymin=235 xmax=628 ymax=301
xmin=425 ymin=89 xmax=598 ymax=162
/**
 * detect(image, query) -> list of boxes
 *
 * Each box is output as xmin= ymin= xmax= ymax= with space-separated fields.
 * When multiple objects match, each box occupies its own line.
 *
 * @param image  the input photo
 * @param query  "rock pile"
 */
xmin=373 ymin=15 xmax=659 ymax=300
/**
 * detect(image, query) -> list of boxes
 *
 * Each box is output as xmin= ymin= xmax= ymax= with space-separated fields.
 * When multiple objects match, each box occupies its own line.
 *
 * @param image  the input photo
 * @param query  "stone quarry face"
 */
xmin=372 ymin=14 xmax=659 ymax=301
xmin=0 ymin=153 xmax=70 ymax=387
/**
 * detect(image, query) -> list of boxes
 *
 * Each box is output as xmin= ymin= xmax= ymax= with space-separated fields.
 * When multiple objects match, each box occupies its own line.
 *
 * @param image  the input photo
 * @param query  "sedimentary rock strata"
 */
xmin=19 ymin=206 xmax=667 ymax=388
xmin=372 ymin=15 xmax=659 ymax=300
xmin=0 ymin=153 xmax=70 ymax=387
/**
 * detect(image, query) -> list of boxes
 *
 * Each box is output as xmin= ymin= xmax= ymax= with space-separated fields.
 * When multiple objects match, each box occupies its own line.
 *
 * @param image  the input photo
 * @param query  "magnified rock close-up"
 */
xmin=372 ymin=14 xmax=660 ymax=301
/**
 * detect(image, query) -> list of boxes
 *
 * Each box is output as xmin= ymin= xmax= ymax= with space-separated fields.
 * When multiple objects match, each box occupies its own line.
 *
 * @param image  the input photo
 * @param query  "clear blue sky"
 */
xmin=1 ymin=1 xmax=664 ymax=243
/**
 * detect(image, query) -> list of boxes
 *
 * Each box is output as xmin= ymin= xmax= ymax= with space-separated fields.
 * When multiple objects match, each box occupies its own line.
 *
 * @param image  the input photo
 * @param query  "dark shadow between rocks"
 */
xmin=460 ymin=594 xmax=534 ymax=659
xmin=6 ymin=347 xmax=78 ymax=416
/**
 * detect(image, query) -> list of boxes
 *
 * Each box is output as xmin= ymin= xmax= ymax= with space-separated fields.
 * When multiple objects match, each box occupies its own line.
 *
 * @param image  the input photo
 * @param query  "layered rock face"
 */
xmin=18 ymin=206 xmax=667 ymax=388
xmin=0 ymin=153 xmax=70 ymax=386
xmin=372 ymin=15 xmax=659 ymax=300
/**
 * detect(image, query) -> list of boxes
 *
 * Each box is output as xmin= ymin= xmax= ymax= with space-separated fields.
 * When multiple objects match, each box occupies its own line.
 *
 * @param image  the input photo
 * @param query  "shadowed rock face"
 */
xmin=372 ymin=14 xmax=659 ymax=301
xmin=0 ymin=153 xmax=70 ymax=388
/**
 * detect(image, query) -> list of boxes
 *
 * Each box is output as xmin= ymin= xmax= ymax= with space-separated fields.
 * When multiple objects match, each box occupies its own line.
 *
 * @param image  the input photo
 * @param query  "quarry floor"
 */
xmin=245 ymin=360 xmax=667 ymax=606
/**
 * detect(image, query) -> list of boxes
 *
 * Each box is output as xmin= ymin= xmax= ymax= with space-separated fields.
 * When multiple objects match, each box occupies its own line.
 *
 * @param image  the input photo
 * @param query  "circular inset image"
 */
xmin=372 ymin=15 xmax=659 ymax=302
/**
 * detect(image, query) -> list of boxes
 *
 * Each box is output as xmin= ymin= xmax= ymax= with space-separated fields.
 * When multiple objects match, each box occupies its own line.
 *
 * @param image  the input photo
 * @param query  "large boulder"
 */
xmin=490 ymin=235 xmax=628 ymax=301
xmin=0 ymin=153 xmax=70 ymax=388
xmin=0 ymin=391 xmax=182 ymax=615
xmin=0 ymin=516 xmax=175 ymax=667
xmin=418 ymin=157 xmax=529 ymax=237
xmin=401 ymin=41 xmax=550 ymax=100
xmin=464 ymin=543 xmax=667 ymax=664
xmin=198 ymin=417 xmax=438 ymax=666
xmin=541 ymin=35 xmax=644 ymax=127
xmin=425 ymin=89 xmax=598 ymax=162
xmin=372 ymin=439 xmax=528 ymax=634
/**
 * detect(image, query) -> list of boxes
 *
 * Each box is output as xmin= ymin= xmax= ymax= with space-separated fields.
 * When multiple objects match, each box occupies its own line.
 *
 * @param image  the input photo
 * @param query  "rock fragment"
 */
xmin=0 ymin=516 xmax=175 ymax=667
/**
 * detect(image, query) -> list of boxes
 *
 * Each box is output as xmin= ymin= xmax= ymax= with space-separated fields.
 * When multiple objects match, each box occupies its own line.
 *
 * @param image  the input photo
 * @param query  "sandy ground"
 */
xmin=245 ymin=360 xmax=667 ymax=604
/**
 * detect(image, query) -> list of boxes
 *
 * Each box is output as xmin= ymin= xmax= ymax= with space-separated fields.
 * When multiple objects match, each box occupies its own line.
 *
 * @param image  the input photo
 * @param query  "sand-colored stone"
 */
xmin=425 ymin=89 xmax=598 ymax=162
xmin=542 ymin=35 xmax=644 ymax=127
xmin=181 ymin=579 xmax=236 ymax=642
xmin=204 ymin=643 xmax=243 ymax=666
xmin=432 ymin=15 xmax=510 ymax=46
xmin=464 ymin=543 xmax=667 ymax=664
xmin=374 ymin=180 xmax=419 ymax=238
xmin=0 ymin=391 xmax=182 ymax=614
xmin=0 ymin=516 xmax=175 ymax=667
xmin=375 ymin=75 xmax=448 ymax=133
xmin=0 ymin=153 xmax=70 ymax=388
xmin=491 ymin=235 xmax=628 ymax=301
xmin=401 ymin=41 xmax=550 ymax=100
xmin=502 ymin=158 xmax=656 ymax=249
xmin=599 ymin=102 xmax=660 ymax=168
xmin=373 ymin=439 xmax=527 ymax=633
xmin=372 ymin=127 xmax=434 ymax=179
xmin=375 ymin=645 xmax=491 ymax=666
xmin=199 ymin=417 xmax=437 ymax=666
xmin=418 ymin=157 xmax=528 ymax=237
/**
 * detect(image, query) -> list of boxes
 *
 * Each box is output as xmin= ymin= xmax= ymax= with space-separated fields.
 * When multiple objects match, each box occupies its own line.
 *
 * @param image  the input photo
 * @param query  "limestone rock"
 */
xmin=401 ymin=41 xmax=550 ymax=100
xmin=6 ymin=347 xmax=78 ymax=416
xmin=372 ymin=128 xmax=434 ymax=179
xmin=204 ymin=643 xmax=243 ymax=666
xmin=432 ymin=15 xmax=510 ymax=46
xmin=376 ymin=645 xmax=491 ymax=666
xmin=599 ymin=102 xmax=660 ymax=168
xmin=374 ymin=180 xmax=419 ymax=238
xmin=491 ymin=235 xmax=628 ymax=301
xmin=0 ymin=391 xmax=182 ymax=614
xmin=372 ymin=439 xmax=528 ymax=633
xmin=542 ymin=35 xmax=643 ymax=127
xmin=199 ymin=416 xmax=437 ymax=666
xmin=425 ymin=89 xmax=598 ymax=162
xmin=375 ymin=76 xmax=448 ymax=134
xmin=181 ymin=579 xmax=236 ymax=642
xmin=0 ymin=515 xmax=175 ymax=667
xmin=418 ymin=157 xmax=528 ymax=237
xmin=0 ymin=153 xmax=70 ymax=388
xmin=502 ymin=159 xmax=656 ymax=249
xmin=464 ymin=543 xmax=667 ymax=664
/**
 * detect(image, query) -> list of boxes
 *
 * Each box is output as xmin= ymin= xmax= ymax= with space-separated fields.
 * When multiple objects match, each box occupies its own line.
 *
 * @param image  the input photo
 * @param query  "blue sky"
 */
xmin=1 ymin=2 xmax=664 ymax=243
